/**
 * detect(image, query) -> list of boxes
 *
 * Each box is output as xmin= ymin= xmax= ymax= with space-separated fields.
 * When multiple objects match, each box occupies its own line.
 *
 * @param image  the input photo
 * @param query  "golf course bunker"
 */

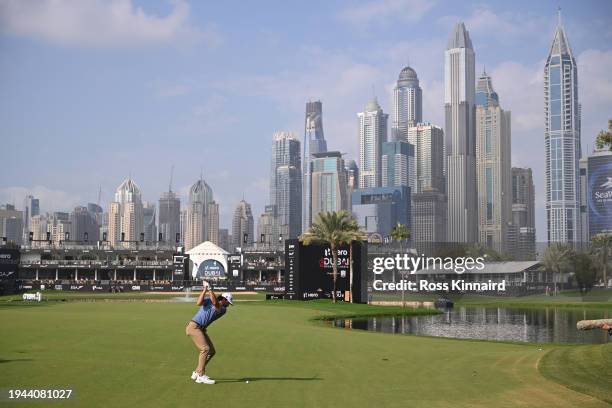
xmin=332 ymin=307 xmax=612 ymax=344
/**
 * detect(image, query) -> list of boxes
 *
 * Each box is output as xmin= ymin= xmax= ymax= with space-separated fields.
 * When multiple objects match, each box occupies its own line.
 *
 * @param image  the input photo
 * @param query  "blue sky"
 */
xmin=1 ymin=0 xmax=611 ymax=240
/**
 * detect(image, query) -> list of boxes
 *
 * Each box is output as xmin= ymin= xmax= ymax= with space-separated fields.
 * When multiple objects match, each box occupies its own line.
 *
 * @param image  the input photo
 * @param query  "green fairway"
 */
xmin=0 ymin=298 xmax=611 ymax=408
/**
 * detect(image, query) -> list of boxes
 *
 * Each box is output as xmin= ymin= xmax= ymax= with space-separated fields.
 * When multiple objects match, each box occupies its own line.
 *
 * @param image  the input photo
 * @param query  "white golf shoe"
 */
xmin=195 ymin=375 xmax=215 ymax=385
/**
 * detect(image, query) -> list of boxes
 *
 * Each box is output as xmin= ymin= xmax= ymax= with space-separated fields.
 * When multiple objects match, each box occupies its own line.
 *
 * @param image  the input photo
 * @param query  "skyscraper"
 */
xmin=382 ymin=141 xmax=414 ymax=191
xmin=512 ymin=167 xmax=536 ymax=259
xmin=70 ymin=206 xmax=99 ymax=242
xmin=0 ymin=204 xmax=23 ymax=245
xmin=407 ymin=123 xmax=445 ymax=194
xmin=22 ymin=195 xmax=39 ymax=242
xmin=358 ymin=98 xmax=388 ymax=189
xmin=257 ymin=205 xmax=279 ymax=248
xmin=270 ymin=131 xmax=302 ymax=240
xmin=143 ymin=202 xmax=157 ymax=242
xmin=544 ymin=11 xmax=582 ymax=243
xmin=218 ymin=228 xmax=230 ymax=252
xmin=207 ymin=201 xmax=219 ymax=245
xmin=158 ymin=191 xmax=181 ymax=245
xmin=475 ymin=70 xmax=512 ymax=249
xmin=108 ymin=177 xmax=144 ymax=248
xmin=393 ymin=66 xmax=422 ymax=141
xmin=345 ymin=160 xmax=359 ymax=214
xmin=311 ymin=151 xmax=349 ymax=220
xmin=411 ymin=189 xmax=447 ymax=248
xmin=185 ymin=178 xmax=213 ymax=251
xmin=47 ymin=212 xmax=71 ymax=244
xmin=445 ymin=22 xmax=477 ymax=243
xmin=232 ymin=200 xmax=254 ymax=250
xmin=302 ymin=101 xmax=328 ymax=233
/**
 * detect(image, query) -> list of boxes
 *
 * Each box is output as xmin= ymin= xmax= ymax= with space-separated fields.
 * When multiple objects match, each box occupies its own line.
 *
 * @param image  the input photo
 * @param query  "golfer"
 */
xmin=186 ymin=281 xmax=233 ymax=384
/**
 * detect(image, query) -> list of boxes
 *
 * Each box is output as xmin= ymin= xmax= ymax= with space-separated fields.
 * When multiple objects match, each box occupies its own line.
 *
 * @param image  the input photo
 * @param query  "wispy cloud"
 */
xmin=0 ymin=185 xmax=82 ymax=213
xmin=339 ymin=0 xmax=436 ymax=25
xmin=0 ymin=0 xmax=221 ymax=48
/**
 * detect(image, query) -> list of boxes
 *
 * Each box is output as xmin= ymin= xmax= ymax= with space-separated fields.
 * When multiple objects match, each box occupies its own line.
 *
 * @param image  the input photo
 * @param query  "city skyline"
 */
xmin=1 ymin=1 xmax=611 ymax=240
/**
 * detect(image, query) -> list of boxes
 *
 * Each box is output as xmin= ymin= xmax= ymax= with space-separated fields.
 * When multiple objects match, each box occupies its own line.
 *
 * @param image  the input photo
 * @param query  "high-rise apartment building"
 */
xmin=185 ymin=178 xmax=213 ymax=251
xmin=311 ymin=152 xmax=348 ymax=221
xmin=358 ymin=98 xmax=388 ymax=189
xmin=143 ymin=202 xmax=157 ymax=243
xmin=411 ymin=189 xmax=447 ymax=248
xmin=302 ymin=101 xmax=328 ymax=233
xmin=158 ymin=190 xmax=181 ymax=245
xmin=407 ymin=123 xmax=445 ymax=194
xmin=207 ymin=201 xmax=219 ymax=245
xmin=475 ymin=71 xmax=512 ymax=249
xmin=232 ymin=200 xmax=254 ymax=250
xmin=257 ymin=205 xmax=279 ymax=248
xmin=0 ymin=204 xmax=23 ymax=245
xmin=70 ymin=206 xmax=99 ymax=242
xmin=393 ymin=66 xmax=422 ymax=141
xmin=22 ymin=195 xmax=39 ymax=242
xmin=108 ymin=178 xmax=144 ymax=248
xmin=382 ymin=141 xmax=414 ymax=189
xmin=445 ymin=22 xmax=477 ymax=243
xmin=511 ymin=168 xmax=536 ymax=259
xmin=544 ymin=11 xmax=582 ymax=243
xmin=270 ymin=131 xmax=302 ymax=240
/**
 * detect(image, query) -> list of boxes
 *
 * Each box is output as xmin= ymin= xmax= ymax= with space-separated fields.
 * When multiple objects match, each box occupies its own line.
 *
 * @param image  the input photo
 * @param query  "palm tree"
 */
xmin=300 ymin=211 xmax=362 ymax=303
xmin=592 ymin=233 xmax=612 ymax=288
xmin=347 ymin=228 xmax=367 ymax=303
xmin=540 ymin=244 xmax=571 ymax=295
xmin=390 ymin=223 xmax=411 ymax=307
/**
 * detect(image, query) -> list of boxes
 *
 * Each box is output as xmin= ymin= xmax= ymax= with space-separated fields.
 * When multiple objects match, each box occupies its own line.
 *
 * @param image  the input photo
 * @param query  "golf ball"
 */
xmin=245 ymin=381 xmax=249 ymax=384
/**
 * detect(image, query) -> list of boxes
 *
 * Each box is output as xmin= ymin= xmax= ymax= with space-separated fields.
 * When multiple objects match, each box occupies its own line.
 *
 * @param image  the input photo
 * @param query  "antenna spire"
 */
xmin=168 ymin=165 xmax=174 ymax=193
xmin=557 ymin=7 xmax=562 ymax=26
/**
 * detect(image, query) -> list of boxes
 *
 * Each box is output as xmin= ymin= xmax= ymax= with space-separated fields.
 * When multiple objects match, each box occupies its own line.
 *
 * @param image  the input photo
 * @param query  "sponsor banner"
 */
xmin=0 ymin=248 xmax=19 ymax=281
xmin=16 ymin=281 xmax=284 ymax=293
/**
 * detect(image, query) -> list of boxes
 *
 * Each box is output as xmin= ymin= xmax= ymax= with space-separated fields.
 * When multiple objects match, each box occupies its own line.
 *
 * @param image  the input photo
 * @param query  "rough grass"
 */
xmin=539 ymin=343 xmax=612 ymax=404
xmin=0 ymin=298 xmax=610 ymax=407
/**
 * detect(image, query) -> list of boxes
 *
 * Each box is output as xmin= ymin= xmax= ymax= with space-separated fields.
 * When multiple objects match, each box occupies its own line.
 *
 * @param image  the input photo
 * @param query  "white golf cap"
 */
xmin=221 ymin=292 xmax=234 ymax=305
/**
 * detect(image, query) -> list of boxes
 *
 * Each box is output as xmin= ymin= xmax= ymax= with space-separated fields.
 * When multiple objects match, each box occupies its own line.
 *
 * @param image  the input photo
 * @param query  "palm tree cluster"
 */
xmin=390 ymin=223 xmax=411 ymax=307
xmin=300 ymin=210 xmax=366 ymax=303
xmin=541 ymin=233 xmax=612 ymax=294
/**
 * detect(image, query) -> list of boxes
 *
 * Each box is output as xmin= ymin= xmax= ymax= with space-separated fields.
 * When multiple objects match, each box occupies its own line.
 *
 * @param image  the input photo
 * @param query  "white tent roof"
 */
xmin=186 ymin=241 xmax=229 ymax=256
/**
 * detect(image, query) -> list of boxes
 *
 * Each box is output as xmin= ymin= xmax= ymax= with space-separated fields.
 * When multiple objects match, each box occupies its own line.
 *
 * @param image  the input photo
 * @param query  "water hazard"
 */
xmin=332 ymin=307 xmax=612 ymax=344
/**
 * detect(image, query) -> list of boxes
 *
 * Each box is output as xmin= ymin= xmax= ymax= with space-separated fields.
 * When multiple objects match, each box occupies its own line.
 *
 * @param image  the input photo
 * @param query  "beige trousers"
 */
xmin=186 ymin=321 xmax=216 ymax=375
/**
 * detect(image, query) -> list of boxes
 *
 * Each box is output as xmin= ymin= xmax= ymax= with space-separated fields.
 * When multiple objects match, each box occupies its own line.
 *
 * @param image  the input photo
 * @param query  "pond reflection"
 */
xmin=332 ymin=307 xmax=611 ymax=344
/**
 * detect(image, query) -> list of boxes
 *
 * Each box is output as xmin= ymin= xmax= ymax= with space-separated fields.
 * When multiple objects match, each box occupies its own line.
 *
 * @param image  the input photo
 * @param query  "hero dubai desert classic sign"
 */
xmin=192 ymin=259 xmax=225 ymax=279
xmin=284 ymin=239 xmax=367 ymax=303
xmin=588 ymin=155 xmax=612 ymax=237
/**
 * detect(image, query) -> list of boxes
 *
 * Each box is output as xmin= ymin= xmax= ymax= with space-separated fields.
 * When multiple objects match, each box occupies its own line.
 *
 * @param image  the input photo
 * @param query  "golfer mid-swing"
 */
xmin=186 ymin=281 xmax=233 ymax=384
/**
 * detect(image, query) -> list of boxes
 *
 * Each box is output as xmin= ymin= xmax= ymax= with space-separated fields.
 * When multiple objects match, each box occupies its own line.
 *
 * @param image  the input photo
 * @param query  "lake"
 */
xmin=331 ymin=306 xmax=612 ymax=344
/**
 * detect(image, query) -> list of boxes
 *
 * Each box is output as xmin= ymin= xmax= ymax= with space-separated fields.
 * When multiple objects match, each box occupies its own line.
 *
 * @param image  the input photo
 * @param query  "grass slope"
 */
xmin=539 ymin=343 xmax=612 ymax=404
xmin=0 ymin=299 xmax=610 ymax=408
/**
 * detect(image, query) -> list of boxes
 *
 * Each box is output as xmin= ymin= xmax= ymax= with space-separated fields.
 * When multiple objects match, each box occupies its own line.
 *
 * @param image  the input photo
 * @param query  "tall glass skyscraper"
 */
xmin=311 ymin=151 xmax=348 ymax=220
xmin=232 ymin=200 xmax=254 ymax=251
xmin=475 ymin=71 xmax=512 ymax=249
xmin=158 ymin=190 xmax=181 ymax=245
xmin=358 ymin=97 xmax=388 ymax=189
xmin=444 ymin=22 xmax=477 ymax=243
xmin=302 ymin=101 xmax=327 ymax=233
xmin=270 ymin=131 xmax=302 ymax=241
xmin=544 ymin=11 xmax=582 ymax=243
xmin=185 ymin=178 xmax=213 ymax=251
xmin=393 ymin=66 xmax=422 ymax=142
